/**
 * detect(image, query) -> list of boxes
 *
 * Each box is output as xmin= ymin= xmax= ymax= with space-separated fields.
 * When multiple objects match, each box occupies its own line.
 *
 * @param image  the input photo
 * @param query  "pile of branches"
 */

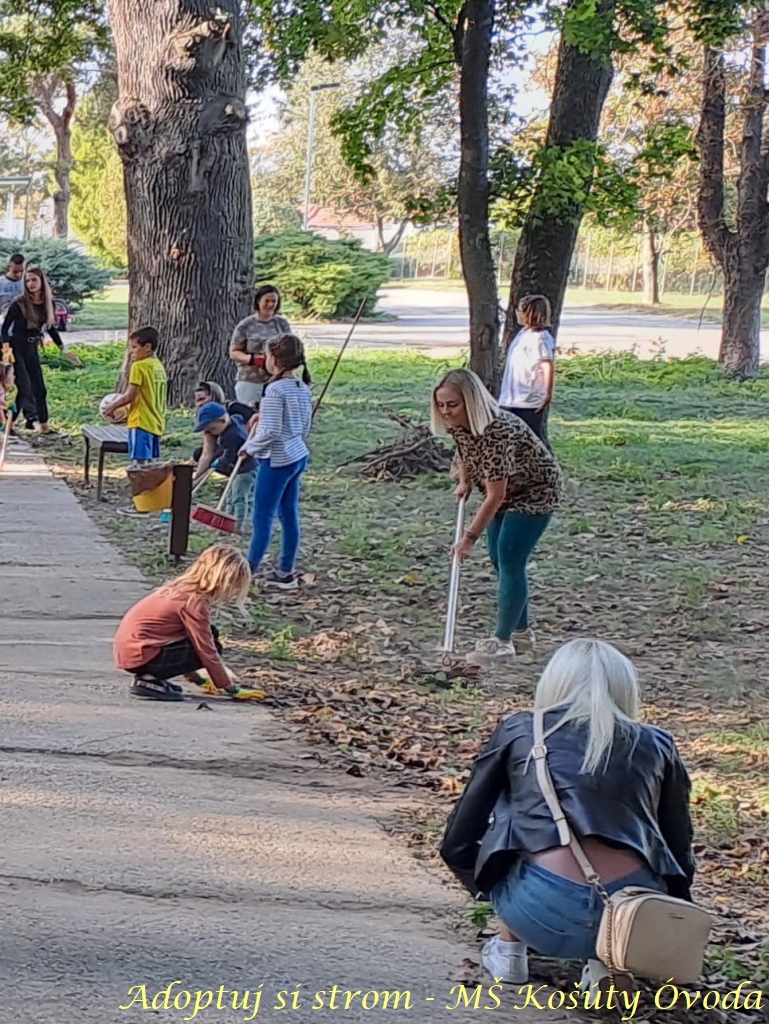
xmin=339 ymin=412 xmax=453 ymax=481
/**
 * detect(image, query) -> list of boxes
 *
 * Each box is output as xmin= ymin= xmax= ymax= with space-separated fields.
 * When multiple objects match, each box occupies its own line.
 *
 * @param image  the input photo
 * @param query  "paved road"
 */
xmin=0 ymin=443 xmax=571 ymax=1023
xmin=67 ymin=286 xmax=766 ymax=361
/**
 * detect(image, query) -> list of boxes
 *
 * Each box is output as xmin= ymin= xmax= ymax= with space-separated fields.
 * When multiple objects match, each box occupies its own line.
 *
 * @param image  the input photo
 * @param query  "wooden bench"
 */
xmin=82 ymin=425 xmax=130 ymax=501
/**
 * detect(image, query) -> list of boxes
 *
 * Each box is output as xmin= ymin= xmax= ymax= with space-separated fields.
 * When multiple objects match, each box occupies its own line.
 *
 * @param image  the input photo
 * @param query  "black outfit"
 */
xmin=501 ymin=405 xmax=550 ymax=447
xmin=137 ymin=626 xmax=223 ymax=680
xmin=1 ymin=300 xmax=63 ymax=426
xmin=227 ymin=400 xmax=258 ymax=422
xmin=440 ymin=709 xmax=695 ymax=901
xmin=216 ymin=415 xmax=256 ymax=475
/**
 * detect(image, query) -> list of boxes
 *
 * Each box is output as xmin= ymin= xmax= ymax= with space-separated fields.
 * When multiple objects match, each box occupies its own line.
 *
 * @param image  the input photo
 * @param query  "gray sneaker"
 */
xmin=466 ymin=637 xmax=516 ymax=666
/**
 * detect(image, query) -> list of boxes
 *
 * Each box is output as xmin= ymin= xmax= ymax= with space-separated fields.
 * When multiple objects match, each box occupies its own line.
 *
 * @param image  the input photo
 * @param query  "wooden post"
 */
xmin=631 ymin=242 xmax=641 ymax=293
xmin=169 ymin=463 xmax=194 ymax=561
xmin=689 ymin=237 xmax=701 ymax=296
xmin=605 ymin=244 xmax=615 ymax=292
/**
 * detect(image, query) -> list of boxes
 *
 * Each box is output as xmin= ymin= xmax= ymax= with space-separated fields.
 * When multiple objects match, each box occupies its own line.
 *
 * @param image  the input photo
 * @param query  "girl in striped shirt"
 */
xmin=242 ymin=333 xmax=312 ymax=589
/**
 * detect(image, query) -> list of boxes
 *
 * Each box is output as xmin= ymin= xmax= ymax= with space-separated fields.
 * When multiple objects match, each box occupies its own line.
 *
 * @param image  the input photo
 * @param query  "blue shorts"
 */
xmin=128 ymin=428 xmax=161 ymax=462
xmin=490 ymin=858 xmax=666 ymax=959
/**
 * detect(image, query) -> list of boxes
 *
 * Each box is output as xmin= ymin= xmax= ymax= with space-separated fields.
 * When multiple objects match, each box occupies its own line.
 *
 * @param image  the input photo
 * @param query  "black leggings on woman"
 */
xmin=11 ymin=338 xmax=47 ymax=425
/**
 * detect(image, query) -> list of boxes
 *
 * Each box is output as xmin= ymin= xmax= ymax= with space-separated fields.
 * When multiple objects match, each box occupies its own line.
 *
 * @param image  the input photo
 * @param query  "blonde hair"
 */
xmin=518 ymin=294 xmax=552 ymax=329
xmin=165 ymin=544 xmax=251 ymax=609
xmin=534 ymin=638 xmax=641 ymax=774
xmin=19 ymin=267 xmax=55 ymax=329
xmin=431 ymin=368 xmax=498 ymax=437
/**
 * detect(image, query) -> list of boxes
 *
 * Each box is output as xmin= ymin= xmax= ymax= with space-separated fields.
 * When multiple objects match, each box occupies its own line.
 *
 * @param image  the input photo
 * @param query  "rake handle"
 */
xmin=442 ymin=498 xmax=466 ymax=653
xmin=312 ymin=297 xmax=366 ymax=420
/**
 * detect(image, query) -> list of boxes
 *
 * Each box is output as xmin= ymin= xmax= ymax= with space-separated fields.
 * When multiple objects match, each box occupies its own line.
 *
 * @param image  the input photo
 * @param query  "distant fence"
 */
xmin=391 ymin=228 xmax=729 ymax=297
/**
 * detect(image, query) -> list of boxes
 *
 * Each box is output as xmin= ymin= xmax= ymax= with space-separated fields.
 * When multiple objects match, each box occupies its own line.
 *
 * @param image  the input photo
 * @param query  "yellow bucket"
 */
xmin=132 ymin=474 xmax=173 ymax=512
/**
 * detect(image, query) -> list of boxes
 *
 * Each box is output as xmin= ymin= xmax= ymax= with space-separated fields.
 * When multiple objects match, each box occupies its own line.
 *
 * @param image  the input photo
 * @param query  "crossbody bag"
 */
xmin=531 ymin=709 xmax=712 ymax=984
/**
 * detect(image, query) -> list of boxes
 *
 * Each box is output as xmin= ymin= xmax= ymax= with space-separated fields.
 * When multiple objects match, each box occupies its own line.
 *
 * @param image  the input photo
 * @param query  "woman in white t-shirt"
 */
xmin=499 ymin=294 xmax=555 ymax=447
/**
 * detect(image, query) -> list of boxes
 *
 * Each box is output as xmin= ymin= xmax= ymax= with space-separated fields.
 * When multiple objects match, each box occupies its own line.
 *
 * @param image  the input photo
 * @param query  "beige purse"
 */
xmin=531 ymin=709 xmax=712 ymax=984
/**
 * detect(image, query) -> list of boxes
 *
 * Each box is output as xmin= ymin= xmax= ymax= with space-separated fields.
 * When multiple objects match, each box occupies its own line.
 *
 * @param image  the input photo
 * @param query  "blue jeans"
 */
xmin=486 ymin=511 xmax=552 ymax=639
xmin=128 ymin=428 xmax=161 ymax=462
xmin=247 ymin=456 xmax=308 ymax=574
xmin=490 ymin=858 xmax=667 ymax=960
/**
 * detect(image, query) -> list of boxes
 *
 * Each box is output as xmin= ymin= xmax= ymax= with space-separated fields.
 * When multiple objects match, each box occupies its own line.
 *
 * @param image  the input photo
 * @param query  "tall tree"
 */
xmin=107 ymin=0 xmax=253 ymax=402
xmin=697 ymin=11 xmax=768 ymax=378
xmin=33 ymin=73 xmax=76 ymax=237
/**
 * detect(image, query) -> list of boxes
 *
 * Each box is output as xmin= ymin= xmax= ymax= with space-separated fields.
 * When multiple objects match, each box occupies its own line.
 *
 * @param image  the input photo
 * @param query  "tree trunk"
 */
xmin=697 ymin=41 xmax=769 ymax=379
xmin=35 ymin=76 xmax=76 ymax=239
xmin=107 ymin=0 xmax=253 ymax=405
xmin=642 ymin=221 xmax=660 ymax=305
xmin=504 ymin=16 xmax=613 ymax=349
xmin=720 ymin=257 xmax=764 ymax=377
xmin=456 ymin=0 xmax=500 ymax=393
xmin=377 ymin=216 xmax=409 ymax=255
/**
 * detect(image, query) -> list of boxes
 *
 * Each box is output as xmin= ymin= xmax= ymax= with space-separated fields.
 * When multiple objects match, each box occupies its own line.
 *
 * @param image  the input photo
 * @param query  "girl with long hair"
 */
xmin=242 ymin=333 xmax=312 ymax=590
xmin=0 ymin=266 xmax=71 ymax=434
xmin=114 ymin=544 xmax=253 ymax=702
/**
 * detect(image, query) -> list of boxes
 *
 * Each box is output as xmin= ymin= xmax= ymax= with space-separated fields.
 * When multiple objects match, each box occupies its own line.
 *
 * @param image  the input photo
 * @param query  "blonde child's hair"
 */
xmin=165 ymin=544 xmax=251 ymax=608
xmin=430 ymin=368 xmax=498 ymax=438
xmin=518 ymin=294 xmax=552 ymax=329
xmin=534 ymin=638 xmax=641 ymax=774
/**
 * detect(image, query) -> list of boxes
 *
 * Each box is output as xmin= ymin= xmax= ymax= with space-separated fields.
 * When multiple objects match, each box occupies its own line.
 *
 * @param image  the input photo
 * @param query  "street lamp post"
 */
xmin=303 ymin=83 xmax=341 ymax=232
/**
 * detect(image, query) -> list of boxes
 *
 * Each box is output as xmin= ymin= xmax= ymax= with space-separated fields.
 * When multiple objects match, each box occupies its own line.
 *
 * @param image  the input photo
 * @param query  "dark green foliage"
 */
xmin=0 ymin=238 xmax=110 ymax=308
xmin=254 ymin=230 xmax=390 ymax=318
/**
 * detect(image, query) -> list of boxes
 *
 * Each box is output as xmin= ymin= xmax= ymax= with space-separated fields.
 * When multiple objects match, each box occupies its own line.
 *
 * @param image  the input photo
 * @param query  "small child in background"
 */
xmin=499 ymin=294 xmax=555 ymax=447
xmin=0 ymin=362 xmax=16 ymax=427
xmin=193 ymin=402 xmax=257 ymax=533
xmin=103 ymin=327 xmax=167 ymax=464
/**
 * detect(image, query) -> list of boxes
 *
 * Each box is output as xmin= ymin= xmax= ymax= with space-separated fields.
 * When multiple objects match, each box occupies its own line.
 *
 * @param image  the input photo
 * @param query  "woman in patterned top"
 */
xmin=431 ymin=368 xmax=563 ymax=663
xmin=229 ymin=284 xmax=292 ymax=407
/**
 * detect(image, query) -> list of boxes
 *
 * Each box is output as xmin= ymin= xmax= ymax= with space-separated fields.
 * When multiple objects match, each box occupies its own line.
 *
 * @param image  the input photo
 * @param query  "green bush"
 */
xmin=254 ymin=230 xmax=390 ymax=319
xmin=0 ymin=238 xmax=111 ymax=310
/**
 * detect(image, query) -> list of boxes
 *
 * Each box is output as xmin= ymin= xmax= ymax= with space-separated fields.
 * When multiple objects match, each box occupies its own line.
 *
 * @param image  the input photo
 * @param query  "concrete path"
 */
xmin=0 ymin=444 xmax=566 ymax=1022
xmin=65 ymin=285 xmax=766 ymax=362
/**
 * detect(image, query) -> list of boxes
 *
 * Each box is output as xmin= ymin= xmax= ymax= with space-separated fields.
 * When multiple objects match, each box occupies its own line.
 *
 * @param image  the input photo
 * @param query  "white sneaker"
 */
xmin=481 ymin=935 xmax=529 ymax=984
xmin=579 ymin=959 xmax=634 ymax=993
xmin=466 ymin=637 xmax=516 ymax=665
xmin=513 ymin=628 xmax=536 ymax=653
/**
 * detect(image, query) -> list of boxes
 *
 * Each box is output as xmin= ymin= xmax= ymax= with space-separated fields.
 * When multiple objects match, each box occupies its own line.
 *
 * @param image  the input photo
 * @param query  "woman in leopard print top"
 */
xmin=431 ymin=369 xmax=562 ymax=663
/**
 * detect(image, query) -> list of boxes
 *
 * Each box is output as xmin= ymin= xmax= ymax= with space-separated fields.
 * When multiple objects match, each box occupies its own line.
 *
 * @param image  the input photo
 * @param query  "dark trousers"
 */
xmin=502 ymin=405 xmax=550 ymax=447
xmin=11 ymin=339 xmax=47 ymax=425
xmin=136 ymin=626 xmax=222 ymax=680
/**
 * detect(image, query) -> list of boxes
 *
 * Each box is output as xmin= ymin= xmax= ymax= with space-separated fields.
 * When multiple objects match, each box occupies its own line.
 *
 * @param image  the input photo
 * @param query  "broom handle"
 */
xmin=312 ymin=297 xmax=366 ymax=420
xmin=215 ymin=417 xmax=259 ymax=511
xmin=442 ymin=498 xmax=466 ymax=653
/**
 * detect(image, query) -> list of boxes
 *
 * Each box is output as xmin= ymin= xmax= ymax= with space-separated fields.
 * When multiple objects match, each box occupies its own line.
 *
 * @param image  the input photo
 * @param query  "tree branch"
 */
xmin=696 ymin=47 xmax=733 ymax=264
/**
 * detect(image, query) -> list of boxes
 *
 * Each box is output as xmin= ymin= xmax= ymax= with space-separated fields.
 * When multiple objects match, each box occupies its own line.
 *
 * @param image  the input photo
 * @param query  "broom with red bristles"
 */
xmin=190 ymin=422 xmax=257 ymax=533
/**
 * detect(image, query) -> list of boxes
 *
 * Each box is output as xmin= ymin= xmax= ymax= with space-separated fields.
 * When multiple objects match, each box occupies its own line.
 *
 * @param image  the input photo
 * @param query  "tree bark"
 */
xmin=107 ymin=0 xmax=253 ymax=405
xmin=455 ymin=0 xmax=500 ymax=393
xmin=642 ymin=220 xmax=660 ymax=305
xmin=35 ymin=75 xmax=76 ymax=239
xmin=503 ymin=16 xmax=613 ymax=351
xmin=697 ymin=42 xmax=769 ymax=378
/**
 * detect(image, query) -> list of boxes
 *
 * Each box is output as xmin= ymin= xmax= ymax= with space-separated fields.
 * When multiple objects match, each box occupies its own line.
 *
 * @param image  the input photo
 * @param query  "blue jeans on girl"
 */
xmin=247 ymin=456 xmax=308 ymax=574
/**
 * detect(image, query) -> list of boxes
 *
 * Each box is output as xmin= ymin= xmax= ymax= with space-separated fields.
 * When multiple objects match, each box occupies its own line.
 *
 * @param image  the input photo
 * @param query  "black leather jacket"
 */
xmin=440 ymin=710 xmax=695 ymax=901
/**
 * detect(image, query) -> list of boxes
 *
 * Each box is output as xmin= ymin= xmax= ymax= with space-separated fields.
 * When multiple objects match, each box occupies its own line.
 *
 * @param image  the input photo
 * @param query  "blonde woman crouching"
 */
xmin=432 ymin=368 xmax=562 ymax=663
xmin=113 ymin=544 xmax=251 ymax=701
xmin=440 ymin=639 xmax=695 ymax=991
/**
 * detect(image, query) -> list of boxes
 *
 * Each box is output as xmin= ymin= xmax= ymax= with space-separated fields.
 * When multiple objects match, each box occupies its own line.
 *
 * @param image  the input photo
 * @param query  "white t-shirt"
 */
xmin=499 ymin=328 xmax=555 ymax=409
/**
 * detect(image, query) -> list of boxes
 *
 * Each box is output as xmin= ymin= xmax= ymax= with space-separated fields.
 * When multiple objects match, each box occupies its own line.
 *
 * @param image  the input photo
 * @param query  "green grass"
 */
xmin=39 ymin=342 xmax=769 ymax=990
xmin=70 ymin=284 xmax=129 ymax=333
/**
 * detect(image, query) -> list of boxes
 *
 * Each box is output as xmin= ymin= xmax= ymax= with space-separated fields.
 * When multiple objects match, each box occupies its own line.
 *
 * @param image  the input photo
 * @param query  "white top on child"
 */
xmin=244 ymin=377 xmax=312 ymax=467
xmin=499 ymin=327 xmax=555 ymax=409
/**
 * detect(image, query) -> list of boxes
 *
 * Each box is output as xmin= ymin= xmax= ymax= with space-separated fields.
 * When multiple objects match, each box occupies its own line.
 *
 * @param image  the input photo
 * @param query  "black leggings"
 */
xmin=11 ymin=339 xmax=47 ymax=425
xmin=135 ymin=627 xmax=222 ymax=680
xmin=501 ymin=406 xmax=550 ymax=448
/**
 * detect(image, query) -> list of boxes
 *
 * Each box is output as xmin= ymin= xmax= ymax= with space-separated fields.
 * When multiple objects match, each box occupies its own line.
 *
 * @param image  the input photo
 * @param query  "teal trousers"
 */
xmin=486 ymin=510 xmax=552 ymax=640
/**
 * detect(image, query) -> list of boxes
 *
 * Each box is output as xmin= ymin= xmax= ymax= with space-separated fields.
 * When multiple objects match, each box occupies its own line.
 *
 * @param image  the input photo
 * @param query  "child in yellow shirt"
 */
xmin=104 ymin=327 xmax=167 ymax=464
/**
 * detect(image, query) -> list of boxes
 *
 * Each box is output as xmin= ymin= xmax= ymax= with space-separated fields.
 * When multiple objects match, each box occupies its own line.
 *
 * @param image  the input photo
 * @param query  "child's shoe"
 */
xmin=130 ymin=675 xmax=184 ymax=701
xmin=263 ymin=569 xmax=299 ymax=591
